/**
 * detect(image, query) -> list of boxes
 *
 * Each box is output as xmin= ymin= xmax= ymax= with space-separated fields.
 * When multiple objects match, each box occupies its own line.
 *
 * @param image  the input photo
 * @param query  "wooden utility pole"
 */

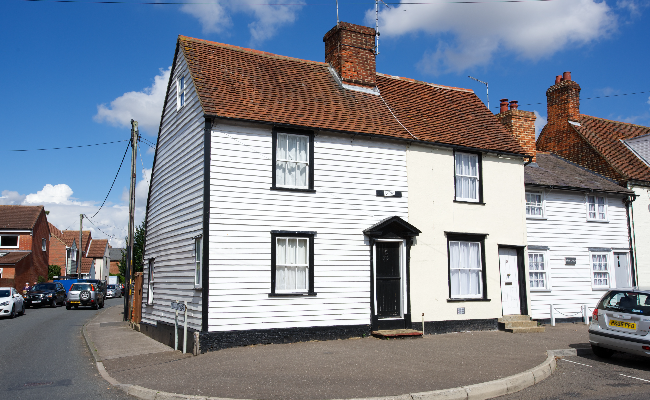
xmin=78 ymin=214 xmax=83 ymax=276
xmin=124 ymin=120 xmax=138 ymax=321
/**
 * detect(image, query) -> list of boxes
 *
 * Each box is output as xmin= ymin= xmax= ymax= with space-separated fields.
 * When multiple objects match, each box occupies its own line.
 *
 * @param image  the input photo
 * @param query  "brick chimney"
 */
xmin=323 ymin=22 xmax=377 ymax=89
xmin=537 ymin=71 xmax=582 ymax=155
xmin=496 ymin=99 xmax=537 ymax=162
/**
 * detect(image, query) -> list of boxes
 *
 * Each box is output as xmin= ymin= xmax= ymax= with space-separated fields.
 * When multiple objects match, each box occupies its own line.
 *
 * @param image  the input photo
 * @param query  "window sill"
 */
xmin=592 ymin=287 xmax=611 ymax=291
xmin=586 ymin=219 xmax=609 ymax=223
xmin=530 ymin=288 xmax=552 ymax=292
xmin=194 ymin=285 xmax=202 ymax=290
xmin=268 ymin=292 xmax=317 ymax=297
xmin=447 ymin=298 xmax=491 ymax=302
xmin=453 ymin=200 xmax=486 ymax=205
xmin=526 ymin=216 xmax=547 ymax=220
xmin=270 ymin=187 xmax=316 ymax=193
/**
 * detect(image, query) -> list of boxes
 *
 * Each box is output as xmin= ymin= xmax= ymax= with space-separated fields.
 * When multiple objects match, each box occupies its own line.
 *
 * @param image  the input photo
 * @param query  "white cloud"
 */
xmin=180 ymin=0 xmax=304 ymax=44
xmin=0 ymin=190 xmax=26 ymax=205
xmin=533 ymin=111 xmax=547 ymax=139
xmin=94 ymin=67 xmax=171 ymax=133
xmin=23 ymin=184 xmax=87 ymax=206
xmin=370 ymin=0 xmax=617 ymax=74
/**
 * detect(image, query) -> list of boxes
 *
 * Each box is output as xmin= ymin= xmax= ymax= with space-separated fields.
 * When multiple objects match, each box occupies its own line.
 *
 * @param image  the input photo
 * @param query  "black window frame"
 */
xmin=446 ymin=232 xmax=488 ymax=301
xmin=270 ymin=230 xmax=316 ymax=297
xmin=271 ymin=127 xmax=315 ymax=192
xmin=453 ymin=150 xmax=484 ymax=204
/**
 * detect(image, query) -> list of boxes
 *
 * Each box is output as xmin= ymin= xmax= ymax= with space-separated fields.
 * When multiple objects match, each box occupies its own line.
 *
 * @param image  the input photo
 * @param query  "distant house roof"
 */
xmin=86 ymin=239 xmax=109 ymax=258
xmin=80 ymin=258 xmax=94 ymax=274
xmin=109 ymin=248 xmax=123 ymax=261
xmin=0 ymin=206 xmax=44 ymax=230
xmin=572 ymin=115 xmax=650 ymax=182
xmin=0 ymin=251 xmax=31 ymax=265
xmin=175 ymin=36 xmax=525 ymax=155
xmin=61 ymin=230 xmax=92 ymax=250
xmin=525 ymin=153 xmax=635 ymax=195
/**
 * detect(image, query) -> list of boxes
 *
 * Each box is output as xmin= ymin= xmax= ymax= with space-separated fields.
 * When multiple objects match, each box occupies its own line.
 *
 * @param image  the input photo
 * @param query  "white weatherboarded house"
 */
xmin=524 ymin=153 xmax=635 ymax=321
xmin=141 ymin=22 xmax=530 ymax=352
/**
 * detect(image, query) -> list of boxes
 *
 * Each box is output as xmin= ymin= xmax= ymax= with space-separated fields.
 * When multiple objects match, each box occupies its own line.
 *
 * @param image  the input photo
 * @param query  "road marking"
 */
xmin=560 ymin=359 xmax=593 ymax=367
xmin=620 ymin=374 xmax=650 ymax=383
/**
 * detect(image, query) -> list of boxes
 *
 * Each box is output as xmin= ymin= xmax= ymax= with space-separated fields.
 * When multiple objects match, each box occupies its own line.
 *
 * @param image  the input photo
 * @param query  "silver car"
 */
xmin=65 ymin=282 xmax=105 ymax=310
xmin=106 ymin=284 xmax=121 ymax=298
xmin=589 ymin=288 xmax=650 ymax=358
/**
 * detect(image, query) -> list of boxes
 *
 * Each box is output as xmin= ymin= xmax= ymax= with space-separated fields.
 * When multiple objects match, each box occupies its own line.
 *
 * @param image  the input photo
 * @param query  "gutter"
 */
xmin=525 ymin=183 xmax=636 ymax=196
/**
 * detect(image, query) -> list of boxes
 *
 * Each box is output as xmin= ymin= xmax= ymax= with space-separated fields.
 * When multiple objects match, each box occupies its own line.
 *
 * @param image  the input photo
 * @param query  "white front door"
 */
xmin=499 ymin=248 xmax=521 ymax=315
xmin=614 ymin=253 xmax=631 ymax=288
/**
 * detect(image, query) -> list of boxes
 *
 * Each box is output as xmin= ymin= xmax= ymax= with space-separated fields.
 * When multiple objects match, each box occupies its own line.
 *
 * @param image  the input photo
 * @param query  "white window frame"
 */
xmin=454 ymin=152 xmax=480 ymax=203
xmin=42 ymin=238 xmax=47 ymax=252
xmin=194 ymin=237 xmax=202 ymax=287
xmin=525 ymin=191 xmax=545 ymax=218
xmin=275 ymin=237 xmax=310 ymax=294
xmin=449 ymin=240 xmax=484 ymax=299
xmin=176 ymin=75 xmax=186 ymax=110
xmin=586 ymin=194 xmax=608 ymax=222
xmin=591 ymin=252 xmax=611 ymax=290
xmin=147 ymin=258 xmax=154 ymax=305
xmin=275 ymin=132 xmax=310 ymax=189
xmin=0 ymin=235 xmax=20 ymax=248
xmin=528 ymin=251 xmax=550 ymax=291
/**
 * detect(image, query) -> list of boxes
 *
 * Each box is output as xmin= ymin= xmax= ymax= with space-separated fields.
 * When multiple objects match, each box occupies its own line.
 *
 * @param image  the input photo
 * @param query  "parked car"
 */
xmin=589 ymin=288 xmax=650 ymax=358
xmin=106 ymin=284 xmax=121 ymax=298
xmin=24 ymin=282 xmax=66 ymax=308
xmin=66 ymin=282 xmax=105 ymax=310
xmin=77 ymin=279 xmax=107 ymax=297
xmin=0 ymin=287 xmax=25 ymax=318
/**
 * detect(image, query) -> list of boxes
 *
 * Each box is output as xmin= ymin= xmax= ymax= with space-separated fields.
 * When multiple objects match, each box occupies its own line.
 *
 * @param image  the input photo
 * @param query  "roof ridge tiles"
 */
xmin=179 ymin=35 xmax=328 ymax=67
xmin=376 ymin=73 xmax=473 ymax=93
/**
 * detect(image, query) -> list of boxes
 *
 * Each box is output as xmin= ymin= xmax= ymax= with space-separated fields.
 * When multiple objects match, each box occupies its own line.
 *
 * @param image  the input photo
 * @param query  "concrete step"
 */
xmin=498 ymin=314 xmax=532 ymax=323
xmin=371 ymin=329 xmax=423 ymax=339
xmin=501 ymin=321 xmax=539 ymax=329
xmin=506 ymin=326 xmax=546 ymax=333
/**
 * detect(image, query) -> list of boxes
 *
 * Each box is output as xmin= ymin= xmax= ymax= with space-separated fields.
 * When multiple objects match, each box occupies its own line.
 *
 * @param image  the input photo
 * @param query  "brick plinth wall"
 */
xmin=497 ymin=109 xmax=537 ymax=162
xmin=323 ymin=22 xmax=376 ymax=88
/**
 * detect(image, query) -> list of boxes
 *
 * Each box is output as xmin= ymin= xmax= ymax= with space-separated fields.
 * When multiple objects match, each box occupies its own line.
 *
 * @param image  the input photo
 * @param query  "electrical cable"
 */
xmin=9 ymin=139 xmax=130 ymax=152
xmin=492 ymin=90 xmax=649 ymax=109
xmin=83 ymin=214 xmax=121 ymax=240
xmin=91 ymin=141 xmax=131 ymax=218
xmin=20 ymin=0 xmax=557 ymax=4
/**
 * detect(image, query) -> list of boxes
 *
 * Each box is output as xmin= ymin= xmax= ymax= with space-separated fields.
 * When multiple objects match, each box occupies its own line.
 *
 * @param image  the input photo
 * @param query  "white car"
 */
xmin=0 ymin=287 xmax=25 ymax=318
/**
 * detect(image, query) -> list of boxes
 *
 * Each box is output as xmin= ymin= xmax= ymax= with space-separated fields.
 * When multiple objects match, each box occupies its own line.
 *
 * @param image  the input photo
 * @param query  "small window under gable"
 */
xmin=177 ymin=75 xmax=186 ymax=110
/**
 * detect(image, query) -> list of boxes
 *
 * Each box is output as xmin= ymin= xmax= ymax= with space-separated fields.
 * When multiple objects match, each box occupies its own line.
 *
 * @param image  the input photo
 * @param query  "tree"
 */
xmin=119 ymin=220 xmax=146 ymax=277
xmin=48 ymin=265 xmax=61 ymax=280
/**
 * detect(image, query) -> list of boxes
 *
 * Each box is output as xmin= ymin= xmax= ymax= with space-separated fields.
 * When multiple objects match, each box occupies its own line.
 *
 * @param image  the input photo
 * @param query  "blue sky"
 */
xmin=1 ymin=0 xmax=649 ymax=246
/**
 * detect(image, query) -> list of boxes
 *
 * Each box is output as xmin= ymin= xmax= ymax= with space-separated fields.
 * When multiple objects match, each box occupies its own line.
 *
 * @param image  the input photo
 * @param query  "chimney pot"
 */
xmin=509 ymin=100 xmax=518 ymax=110
xmin=563 ymin=71 xmax=571 ymax=81
xmin=555 ymin=75 xmax=562 ymax=84
xmin=323 ymin=22 xmax=377 ymax=88
xmin=500 ymin=98 xmax=509 ymax=113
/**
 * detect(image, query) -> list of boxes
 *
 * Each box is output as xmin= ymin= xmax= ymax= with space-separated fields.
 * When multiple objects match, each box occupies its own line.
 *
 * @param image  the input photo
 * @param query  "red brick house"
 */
xmin=0 ymin=205 xmax=50 ymax=290
xmin=48 ymin=227 xmax=92 ymax=278
xmin=536 ymin=71 xmax=650 ymax=286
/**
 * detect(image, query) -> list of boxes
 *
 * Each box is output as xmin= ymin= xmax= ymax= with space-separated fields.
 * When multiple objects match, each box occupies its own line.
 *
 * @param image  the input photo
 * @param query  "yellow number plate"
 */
xmin=609 ymin=320 xmax=636 ymax=330
xmin=69 ymin=301 xmax=80 ymax=304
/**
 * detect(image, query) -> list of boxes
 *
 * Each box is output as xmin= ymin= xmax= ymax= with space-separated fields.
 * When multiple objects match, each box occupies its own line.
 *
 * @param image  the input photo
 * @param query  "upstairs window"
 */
xmin=587 ymin=195 xmax=607 ymax=221
xmin=454 ymin=152 xmax=481 ymax=202
xmin=525 ymin=192 xmax=544 ymax=217
xmin=272 ymin=130 xmax=314 ymax=191
xmin=0 ymin=235 xmax=19 ymax=248
xmin=176 ymin=75 xmax=186 ymax=110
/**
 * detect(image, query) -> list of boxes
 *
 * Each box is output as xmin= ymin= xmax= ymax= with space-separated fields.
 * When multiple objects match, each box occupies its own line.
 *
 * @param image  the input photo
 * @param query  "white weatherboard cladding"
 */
xmin=141 ymin=49 xmax=204 ymax=331
xmin=526 ymin=190 xmax=630 ymax=320
xmin=630 ymin=184 xmax=650 ymax=286
xmin=208 ymin=122 xmax=408 ymax=332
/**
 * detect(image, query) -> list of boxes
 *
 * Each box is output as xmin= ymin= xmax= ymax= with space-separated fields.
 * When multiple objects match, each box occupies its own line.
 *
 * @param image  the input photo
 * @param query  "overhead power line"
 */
xmin=9 ymin=139 xmax=130 ymax=152
xmin=492 ymin=90 xmax=649 ymax=109
xmin=91 ymin=141 xmax=131 ymax=218
xmin=83 ymin=214 xmax=121 ymax=240
xmin=21 ymin=0 xmax=556 ymax=4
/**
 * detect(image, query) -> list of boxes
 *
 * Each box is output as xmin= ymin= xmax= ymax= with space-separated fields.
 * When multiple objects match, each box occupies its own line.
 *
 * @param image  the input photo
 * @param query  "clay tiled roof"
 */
xmin=61 ymin=230 xmax=92 ymax=251
xmin=0 ymin=206 xmax=44 ymax=230
xmin=525 ymin=153 xmax=634 ymax=195
xmin=86 ymin=239 xmax=108 ymax=258
xmin=80 ymin=258 xmax=94 ymax=274
xmin=573 ymin=115 xmax=650 ymax=182
xmin=178 ymin=36 xmax=525 ymax=154
xmin=0 ymin=251 xmax=31 ymax=265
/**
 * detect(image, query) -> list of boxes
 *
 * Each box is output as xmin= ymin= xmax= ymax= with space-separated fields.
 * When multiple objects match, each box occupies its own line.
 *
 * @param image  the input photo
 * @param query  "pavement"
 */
xmin=83 ymin=305 xmax=591 ymax=400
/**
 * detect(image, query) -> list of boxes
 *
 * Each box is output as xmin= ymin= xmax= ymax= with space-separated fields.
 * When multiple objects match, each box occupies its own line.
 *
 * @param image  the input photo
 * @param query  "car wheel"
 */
xmin=66 ymin=303 xmax=71 ymax=310
xmin=591 ymin=345 xmax=615 ymax=358
xmin=9 ymin=305 xmax=15 ymax=319
xmin=50 ymin=299 xmax=57 ymax=308
xmin=20 ymin=303 xmax=26 ymax=316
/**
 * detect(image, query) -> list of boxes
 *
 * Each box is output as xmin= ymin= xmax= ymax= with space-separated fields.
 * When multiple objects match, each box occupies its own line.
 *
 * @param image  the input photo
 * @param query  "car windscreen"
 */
xmin=0 ymin=290 xmax=10 ymax=298
xmin=33 ymin=283 xmax=56 ymax=291
xmin=70 ymin=283 xmax=92 ymax=291
xmin=107 ymin=285 xmax=115 ymax=289
xmin=598 ymin=291 xmax=650 ymax=316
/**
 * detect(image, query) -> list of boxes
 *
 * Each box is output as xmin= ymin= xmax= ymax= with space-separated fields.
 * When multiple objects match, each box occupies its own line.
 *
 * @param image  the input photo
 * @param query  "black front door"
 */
xmin=376 ymin=242 xmax=401 ymax=318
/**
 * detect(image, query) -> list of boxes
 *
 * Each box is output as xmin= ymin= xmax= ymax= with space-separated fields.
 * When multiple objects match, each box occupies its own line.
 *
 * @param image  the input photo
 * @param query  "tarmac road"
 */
xmin=498 ymin=347 xmax=650 ymax=399
xmin=0 ymin=297 xmax=134 ymax=400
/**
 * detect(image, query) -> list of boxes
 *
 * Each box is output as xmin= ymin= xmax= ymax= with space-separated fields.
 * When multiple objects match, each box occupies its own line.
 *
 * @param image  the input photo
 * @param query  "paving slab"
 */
xmin=87 ymin=306 xmax=589 ymax=400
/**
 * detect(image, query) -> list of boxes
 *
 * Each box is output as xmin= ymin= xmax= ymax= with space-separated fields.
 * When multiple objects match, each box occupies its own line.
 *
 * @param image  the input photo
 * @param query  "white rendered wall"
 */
xmin=631 ymin=184 xmax=650 ymax=286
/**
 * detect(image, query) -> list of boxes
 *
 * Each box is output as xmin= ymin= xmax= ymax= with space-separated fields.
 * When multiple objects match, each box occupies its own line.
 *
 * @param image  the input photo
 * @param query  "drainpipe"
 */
xmin=624 ymin=193 xmax=638 ymax=286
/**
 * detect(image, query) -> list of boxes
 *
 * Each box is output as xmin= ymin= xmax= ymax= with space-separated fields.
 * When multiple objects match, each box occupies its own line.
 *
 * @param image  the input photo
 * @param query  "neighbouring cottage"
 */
xmin=55 ymin=229 xmax=92 ymax=278
xmin=85 ymin=239 xmax=110 ymax=281
xmin=109 ymin=247 xmax=123 ymax=275
xmin=141 ymin=22 xmax=532 ymax=352
xmin=536 ymin=72 xmax=650 ymax=286
xmin=0 ymin=205 xmax=50 ymax=290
